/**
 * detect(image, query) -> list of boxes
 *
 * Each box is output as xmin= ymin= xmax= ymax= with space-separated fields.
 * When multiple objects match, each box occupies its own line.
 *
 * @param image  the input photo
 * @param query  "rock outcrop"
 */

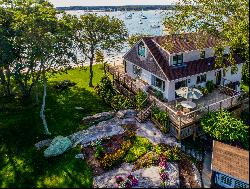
xmin=44 ymin=136 xmax=72 ymax=157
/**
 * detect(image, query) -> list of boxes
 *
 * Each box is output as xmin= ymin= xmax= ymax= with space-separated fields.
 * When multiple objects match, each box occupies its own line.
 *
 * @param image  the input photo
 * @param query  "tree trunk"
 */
xmin=0 ymin=67 xmax=6 ymax=95
xmin=40 ymin=68 xmax=51 ymax=135
xmin=34 ymin=82 xmax=39 ymax=106
xmin=88 ymin=54 xmax=94 ymax=87
xmin=5 ymin=65 xmax=11 ymax=96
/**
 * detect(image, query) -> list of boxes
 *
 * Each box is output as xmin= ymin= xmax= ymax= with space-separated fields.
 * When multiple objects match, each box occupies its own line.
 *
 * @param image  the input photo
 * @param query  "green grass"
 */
xmin=0 ymin=64 xmax=111 ymax=188
xmin=124 ymin=136 xmax=152 ymax=163
xmin=241 ymin=83 xmax=249 ymax=93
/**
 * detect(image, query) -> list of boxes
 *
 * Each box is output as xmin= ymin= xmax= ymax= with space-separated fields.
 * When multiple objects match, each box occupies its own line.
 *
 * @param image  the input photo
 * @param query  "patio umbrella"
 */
xmin=180 ymin=101 xmax=196 ymax=109
xmin=175 ymin=87 xmax=203 ymax=100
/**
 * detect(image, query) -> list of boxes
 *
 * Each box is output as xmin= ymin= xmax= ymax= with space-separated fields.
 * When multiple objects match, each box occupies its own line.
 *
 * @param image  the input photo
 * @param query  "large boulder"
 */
xmin=44 ymin=136 xmax=72 ymax=158
xmin=35 ymin=139 xmax=52 ymax=150
xmin=80 ymin=111 xmax=115 ymax=125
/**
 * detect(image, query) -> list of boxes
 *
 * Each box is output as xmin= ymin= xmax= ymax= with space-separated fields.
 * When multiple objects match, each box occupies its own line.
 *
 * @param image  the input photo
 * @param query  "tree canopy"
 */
xmin=201 ymin=110 xmax=249 ymax=150
xmin=75 ymin=13 xmax=128 ymax=87
xmin=164 ymin=0 xmax=249 ymax=83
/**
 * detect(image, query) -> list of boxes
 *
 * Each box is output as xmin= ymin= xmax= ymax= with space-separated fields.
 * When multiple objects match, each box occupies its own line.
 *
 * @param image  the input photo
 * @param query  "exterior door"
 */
xmin=216 ymin=70 xmax=222 ymax=85
xmin=124 ymin=61 xmax=127 ymax=73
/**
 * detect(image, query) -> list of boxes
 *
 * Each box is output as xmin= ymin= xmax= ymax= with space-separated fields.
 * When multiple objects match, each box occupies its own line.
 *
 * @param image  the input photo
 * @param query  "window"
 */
xmin=234 ymin=180 xmax=249 ymax=188
xmin=133 ymin=65 xmax=141 ymax=76
xmin=220 ymin=174 xmax=233 ymax=187
xmin=231 ymin=66 xmax=238 ymax=75
xmin=200 ymin=51 xmax=205 ymax=59
xmin=196 ymin=74 xmax=206 ymax=84
xmin=138 ymin=42 xmax=146 ymax=57
xmin=151 ymin=75 xmax=165 ymax=91
xmin=173 ymin=54 xmax=183 ymax=66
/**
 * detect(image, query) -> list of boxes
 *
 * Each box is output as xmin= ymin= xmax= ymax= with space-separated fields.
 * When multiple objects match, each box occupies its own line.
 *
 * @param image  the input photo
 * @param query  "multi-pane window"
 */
xmin=196 ymin=74 xmax=207 ymax=84
xmin=200 ymin=51 xmax=205 ymax=59
xmin=151 ymin=75 xmax=165 ymax=91
xmin=173 ymin=54 xmax=183 ymax=66
xmin=138 ymin=42 xmax=146 ymax=57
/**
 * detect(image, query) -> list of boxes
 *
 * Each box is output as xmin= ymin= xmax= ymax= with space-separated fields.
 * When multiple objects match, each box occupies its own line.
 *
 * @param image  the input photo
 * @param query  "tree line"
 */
xmin=0 ymin=0 xmax=128 ymax=134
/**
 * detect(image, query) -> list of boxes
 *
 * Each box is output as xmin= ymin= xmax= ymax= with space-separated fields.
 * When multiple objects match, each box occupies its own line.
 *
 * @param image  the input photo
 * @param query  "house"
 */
xmin=123 ymin=33 xmax=244 ymax=102
xmin=211 ymin=140 xmax=249 ymax=188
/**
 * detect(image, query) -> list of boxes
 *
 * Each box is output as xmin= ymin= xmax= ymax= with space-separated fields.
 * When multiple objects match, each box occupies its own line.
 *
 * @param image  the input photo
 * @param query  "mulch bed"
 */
xmin=179 ymin=152 xmax=201 ymax=188
xmin=83 ymin=124 xmax=138 ymax=176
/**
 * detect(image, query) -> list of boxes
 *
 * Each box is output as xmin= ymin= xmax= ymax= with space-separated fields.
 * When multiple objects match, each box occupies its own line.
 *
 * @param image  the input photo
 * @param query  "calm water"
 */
xmin=66 ymin=10 xmax=170 ymax=63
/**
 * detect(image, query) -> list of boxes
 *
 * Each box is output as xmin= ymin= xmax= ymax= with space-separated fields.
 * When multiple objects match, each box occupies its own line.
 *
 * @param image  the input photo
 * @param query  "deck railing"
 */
xmin=106 ymin=65 xmax=247 ymax=129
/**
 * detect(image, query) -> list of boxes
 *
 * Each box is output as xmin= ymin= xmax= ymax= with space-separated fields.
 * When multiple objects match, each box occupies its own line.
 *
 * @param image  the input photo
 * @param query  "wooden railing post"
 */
xmin=178 ymin=115 xmax=182 ymax=140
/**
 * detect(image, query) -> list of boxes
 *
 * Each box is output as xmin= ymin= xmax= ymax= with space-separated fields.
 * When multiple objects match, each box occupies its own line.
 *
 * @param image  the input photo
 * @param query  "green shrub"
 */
xmin=152 ymin=106 xmax=169 ymax=127
xmin=111 ymin=94 xmax=134 ymax=110
xmin=124 ymin=137 xmax=152 ymax=163
xmin=198 ymin=86 xmax=209 ymax=95
xmin=133 ymin=151 xmax=159 ymax=170
xmin=53 ymin=80 xmax=76 ymax=91
xmin=100 ymin=139 xmax=133 ymax=169
xmin=206 ymin=80 xmax=214 ymax=93
xmin=135 ymin=90 xmax=147 ymax=110
xmin=201 ymin=110 xmax=249 ymax=150
xmin=95 ymin=145 xmax=104 ymax=159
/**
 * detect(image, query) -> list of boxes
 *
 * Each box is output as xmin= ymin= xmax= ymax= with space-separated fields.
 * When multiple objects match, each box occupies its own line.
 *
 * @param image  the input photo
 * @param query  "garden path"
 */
xmin=93 ymin=162 xmax=179 ymax=188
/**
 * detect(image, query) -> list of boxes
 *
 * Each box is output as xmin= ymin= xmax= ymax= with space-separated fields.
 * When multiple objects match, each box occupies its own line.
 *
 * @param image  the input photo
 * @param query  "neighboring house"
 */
xmin=123 ymin=33 xmax=244 ymax=102
xmin=211 ymin=140 xmax=249 ymax=188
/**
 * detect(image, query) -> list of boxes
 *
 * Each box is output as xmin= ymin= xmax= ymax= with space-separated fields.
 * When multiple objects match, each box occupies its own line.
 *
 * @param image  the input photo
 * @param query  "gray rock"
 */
xmin=75 ymin=153 xmax=84 ymax=159
xmin=116 ymin=109 xmax=137 ymax=119
xmin=44 ymin=136 xmax=72 ymax=157
xmin=81 ymin=111 xmax=115 ymax=125
xmin=93 ymin=162 xmax=179 ymax=188
xmin=75 ymin=107 xmax=84 ymax=110
xmin=35 ymin=139 xmax=52 ymax=150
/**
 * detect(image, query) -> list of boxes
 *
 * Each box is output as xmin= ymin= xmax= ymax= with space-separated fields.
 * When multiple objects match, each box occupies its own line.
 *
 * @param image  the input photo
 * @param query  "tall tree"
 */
xmin=75 ymin=14 xmax=128 ymax=87
xmin=164 ymin=0 xmax=249 ymax=80
xmin=0 ymin=3 xmax=18 ymax=96
xmin=8 ymin=0 xmax=77 ymax=134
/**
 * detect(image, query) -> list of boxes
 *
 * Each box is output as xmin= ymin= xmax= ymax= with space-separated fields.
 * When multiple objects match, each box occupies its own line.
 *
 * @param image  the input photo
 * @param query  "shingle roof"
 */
xmin=142 ymin=36 xmax=243 ymax=81
xmin=153 ymin=32 xmax=218 ymax=54
xmin=212 ymin=140 xmax=249 ymax=183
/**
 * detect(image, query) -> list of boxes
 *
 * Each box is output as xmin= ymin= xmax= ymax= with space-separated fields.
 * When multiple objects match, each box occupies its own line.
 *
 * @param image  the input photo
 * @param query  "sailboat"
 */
xmin=125 ymin=13 xmax=132 ymax=19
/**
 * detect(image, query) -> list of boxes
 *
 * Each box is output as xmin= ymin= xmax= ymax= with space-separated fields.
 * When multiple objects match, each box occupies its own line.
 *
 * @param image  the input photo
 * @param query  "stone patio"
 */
xmin=93 ymin=162 xmax=179 ymax=188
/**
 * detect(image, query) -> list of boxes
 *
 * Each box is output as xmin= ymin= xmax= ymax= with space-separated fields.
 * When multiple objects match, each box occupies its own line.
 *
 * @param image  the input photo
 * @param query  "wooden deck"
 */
xmin=106 ymin=65 xmax=249 ymax=140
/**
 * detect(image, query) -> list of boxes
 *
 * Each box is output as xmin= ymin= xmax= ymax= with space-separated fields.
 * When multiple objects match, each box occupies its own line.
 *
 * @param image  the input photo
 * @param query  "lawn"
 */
xmin=0 ymin=64 xmax=111 ymax=188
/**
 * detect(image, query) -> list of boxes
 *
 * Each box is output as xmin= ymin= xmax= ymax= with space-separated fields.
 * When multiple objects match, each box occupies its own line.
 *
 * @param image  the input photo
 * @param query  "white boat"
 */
xmin=141 ymin=15 xmax=147 ymax=19
xmin=139 ymin=21 xmax=143 ymax=24
xmin=125 ymin=13 xmax=132 ymax=19
xmin=150 ymin=24 xmax=160 ymax=28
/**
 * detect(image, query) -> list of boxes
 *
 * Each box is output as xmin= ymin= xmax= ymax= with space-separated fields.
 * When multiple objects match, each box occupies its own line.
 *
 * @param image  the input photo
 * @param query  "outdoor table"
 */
xmin=180 ymin=100 xmax=196 ymax=109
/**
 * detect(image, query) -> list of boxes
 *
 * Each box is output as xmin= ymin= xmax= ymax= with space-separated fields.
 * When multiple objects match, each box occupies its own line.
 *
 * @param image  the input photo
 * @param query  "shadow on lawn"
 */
xmin=0 ymin=83 xmax=111 ymax=188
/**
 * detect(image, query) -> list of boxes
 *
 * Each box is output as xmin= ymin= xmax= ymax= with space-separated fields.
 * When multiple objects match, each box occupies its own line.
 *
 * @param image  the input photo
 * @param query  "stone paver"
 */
xmin=136 ymin=120 xmax=180 ymax=147
xmin=93 ymin=162 xmax=179 ymax=188
xmin=69 ymin=117 xmax=125 ymax=147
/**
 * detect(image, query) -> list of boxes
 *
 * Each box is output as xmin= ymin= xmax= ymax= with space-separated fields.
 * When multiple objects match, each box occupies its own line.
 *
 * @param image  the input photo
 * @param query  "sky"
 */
xmin=48 ymin=0 xmax=177 ymax=7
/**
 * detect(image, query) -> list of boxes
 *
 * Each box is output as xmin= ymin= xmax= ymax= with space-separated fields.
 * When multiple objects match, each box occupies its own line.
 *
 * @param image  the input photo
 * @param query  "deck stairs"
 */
xmin=136 ymin=104 xmax=153 ymax=123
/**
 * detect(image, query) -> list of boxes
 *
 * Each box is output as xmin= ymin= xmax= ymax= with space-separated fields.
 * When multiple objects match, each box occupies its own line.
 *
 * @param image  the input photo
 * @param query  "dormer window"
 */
xmin=200 ymin=51 xmax=205 ymax=59
xmin=138 ymin=42 xmax=146 ymax=57
xmin=173 ymin=54 xmax=183 ymax=66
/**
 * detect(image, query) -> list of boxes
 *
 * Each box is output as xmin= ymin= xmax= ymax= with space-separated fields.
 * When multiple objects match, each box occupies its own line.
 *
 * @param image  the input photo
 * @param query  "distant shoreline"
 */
xmin=56 ymin=5 xmax=175 ymax=11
